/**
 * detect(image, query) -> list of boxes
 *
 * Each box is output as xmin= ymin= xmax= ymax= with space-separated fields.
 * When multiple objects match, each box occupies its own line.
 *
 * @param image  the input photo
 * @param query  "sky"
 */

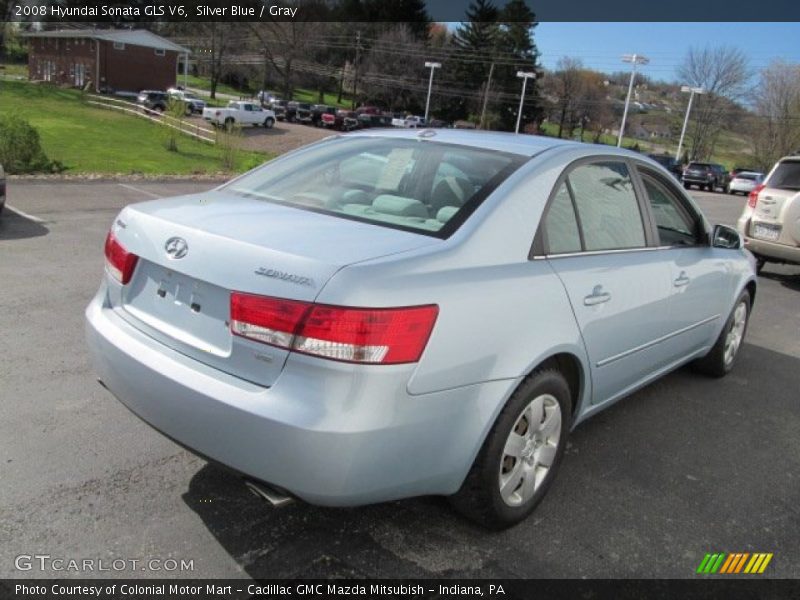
xmin=530 ymin=22 xmax=800 ymax=83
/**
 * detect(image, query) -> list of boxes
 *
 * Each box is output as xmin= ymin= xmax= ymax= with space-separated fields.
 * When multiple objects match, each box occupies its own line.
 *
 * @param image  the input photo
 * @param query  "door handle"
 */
xmin=584 ymin=285 xmax=611 ymax=306
xmin=674 ymin=271 xmax=691 ymax=287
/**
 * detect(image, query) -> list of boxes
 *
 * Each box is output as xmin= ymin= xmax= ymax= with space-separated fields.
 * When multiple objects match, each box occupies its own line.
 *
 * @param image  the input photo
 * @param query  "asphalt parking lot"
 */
xmin=1 ymin=180 xmax=798 ymax=579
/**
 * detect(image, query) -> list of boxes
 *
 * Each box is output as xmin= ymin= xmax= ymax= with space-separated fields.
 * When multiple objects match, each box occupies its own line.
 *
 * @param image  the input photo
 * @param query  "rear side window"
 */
xmin=640 ymin=172 xmax=700 ymax=246
xmin=543 ymin=183 xmax=582 ymax=254
xmin=224 ymin=137 xmax=522 ymax=238
xmin=568 ymin=162 xmax=646 ymax=251
xmin=767 ymin=160 xmax=800 ymax=191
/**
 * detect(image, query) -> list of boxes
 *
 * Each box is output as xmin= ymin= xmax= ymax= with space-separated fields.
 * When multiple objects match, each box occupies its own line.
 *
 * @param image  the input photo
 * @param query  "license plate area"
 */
xmin=751 ymin=222 xmax=781 ymax=241
xmin=122 ymin=260 xmax=232 ymax=356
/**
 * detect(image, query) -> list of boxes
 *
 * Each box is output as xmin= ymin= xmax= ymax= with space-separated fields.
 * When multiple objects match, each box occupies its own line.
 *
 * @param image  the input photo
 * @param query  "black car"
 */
xmin=271 ymin=100 xmax=288 ymax=121
xmin=648 ymin=154 xmax=683 ymax=179
xmin=311 ymin=104 xmax=336 ymax=127
xmin=295 ymin=103 xmax=313 ymax=124
xmin=682 ymin=161 xmax=727 ymax=192
xmin=136 ymin=90 xmax=168 ymax=113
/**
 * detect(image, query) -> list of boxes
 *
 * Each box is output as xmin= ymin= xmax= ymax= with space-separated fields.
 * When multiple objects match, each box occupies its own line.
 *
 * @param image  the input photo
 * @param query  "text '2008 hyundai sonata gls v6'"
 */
xmin=86 ymin=130 xmax=756 ymax=528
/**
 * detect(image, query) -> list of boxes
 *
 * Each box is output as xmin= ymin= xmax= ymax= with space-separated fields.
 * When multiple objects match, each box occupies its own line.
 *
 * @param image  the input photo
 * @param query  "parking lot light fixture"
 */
xmin=424 ymin=61 xmax=441 ymax=123
xmin=676 ymin=86 xmax=706 ymax=162
xmin=617 ymin=53 xmax=649 ymax=147
xmin=515 ymin=71 xmax=536 ymax=134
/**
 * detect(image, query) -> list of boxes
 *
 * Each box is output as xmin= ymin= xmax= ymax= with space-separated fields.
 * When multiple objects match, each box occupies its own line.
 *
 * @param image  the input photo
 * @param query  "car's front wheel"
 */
xmin=264 ymin=117 xmax=275 ymax=129
xmin=693 ymin=290 xmax=751 ymax=377
xmin=450 ymin=368 xmax=571 ymax=529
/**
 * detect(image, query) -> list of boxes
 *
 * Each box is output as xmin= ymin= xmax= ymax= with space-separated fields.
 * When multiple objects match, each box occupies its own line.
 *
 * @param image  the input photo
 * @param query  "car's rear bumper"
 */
xmin=85 ymin=288 xmax=513 ymax=506
xmin=743 ymin=236 xmax=800 ymax=264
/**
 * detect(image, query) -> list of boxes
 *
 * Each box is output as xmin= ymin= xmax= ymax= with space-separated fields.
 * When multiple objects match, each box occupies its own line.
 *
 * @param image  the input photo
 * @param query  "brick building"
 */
xmin=25 ymin=29 xmax=190 ymax=93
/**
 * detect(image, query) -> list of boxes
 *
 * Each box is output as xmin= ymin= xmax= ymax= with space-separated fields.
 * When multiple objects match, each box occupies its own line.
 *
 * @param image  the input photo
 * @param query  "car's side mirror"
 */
xmin=712 ymin=224 xmax=742 ymax=249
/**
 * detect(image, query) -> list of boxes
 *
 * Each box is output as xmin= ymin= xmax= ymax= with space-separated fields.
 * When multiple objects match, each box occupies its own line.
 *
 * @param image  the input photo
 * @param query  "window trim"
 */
xmin=632 ymin=163 xmax=710 ymax=248
xmin=530 ymin=155 xmax=657 ymax=259
xmin=113 ymin=42 xmax=125 ymax=50
xmin=154 ymin=48 xmax=166 ymax=56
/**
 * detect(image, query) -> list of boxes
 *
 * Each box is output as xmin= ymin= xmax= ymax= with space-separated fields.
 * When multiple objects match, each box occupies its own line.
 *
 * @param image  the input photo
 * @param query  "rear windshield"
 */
xmin=687 ymin=162 xmax=711 ymax=169
xmin=224 ymin=137 xmax=523 ymax=237
xmin=767 ymin=160 xmax=800 ymax=191
xmin=736 ymin=173 xmax=760 ymax=180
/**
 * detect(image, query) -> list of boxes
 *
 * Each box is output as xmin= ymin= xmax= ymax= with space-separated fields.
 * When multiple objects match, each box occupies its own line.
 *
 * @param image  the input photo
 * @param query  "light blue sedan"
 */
xmin=86 ymin=130 xmax=756 ymax=528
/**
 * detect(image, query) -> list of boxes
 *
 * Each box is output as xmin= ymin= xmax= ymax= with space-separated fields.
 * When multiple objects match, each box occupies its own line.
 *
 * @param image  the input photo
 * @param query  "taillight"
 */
xmin=748 ymin=183 xmax=765 ymax=208
xmin=104 ymin=231 xmax=138 ymax=284
xmin=230 ymin=292 xmax=438 ymax=365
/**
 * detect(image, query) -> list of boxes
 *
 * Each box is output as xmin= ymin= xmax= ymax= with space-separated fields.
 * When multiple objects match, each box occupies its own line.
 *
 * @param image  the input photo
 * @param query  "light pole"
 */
xmin=617 ymin=53 xmax=649 ymax=147
xmin=423 ymin=61 xmax=441 ymax=123
xmin=676 ymin=85 xmax=705 ymax=162
xmin=515 ymin=71 xmax=536 ymax=134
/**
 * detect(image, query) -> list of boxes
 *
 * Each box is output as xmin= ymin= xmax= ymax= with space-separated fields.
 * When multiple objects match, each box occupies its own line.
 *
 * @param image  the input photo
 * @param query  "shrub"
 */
xmin=0 ymin=114 xmax=58 ymax=173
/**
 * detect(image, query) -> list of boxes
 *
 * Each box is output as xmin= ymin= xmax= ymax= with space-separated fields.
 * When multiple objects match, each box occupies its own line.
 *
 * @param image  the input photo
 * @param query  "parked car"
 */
xmin=727 ymin=171 xmax=764 ymax=195
xmin=271 ymin=100 xmax=288 ymax=121
xmin=392 ymin=115 xmax=427 ymax=128
xmin=167 ymin=89 xmax=207 ymax=114
xmin=87 ymin=131 xmax=756 ymax=529
xmin=736 ymin=156 xmax=800 ymax=272
xmin=321 ymin=109 xmax=359 ymax=131
xmin=0 ymin=162 xmax=5 ymax=219
xmin=682 ymin=161 xmax=725 ymax=191
xmin=711 ymin=164 xmax=731 ymax=191
xmin=295 ymin=103 xmax=313 ymax=125
xmin=202 ymin=101 xmax=276 ymax=129
xmin=647 ymin=154 xmax=682 ymax=179
xmin=311 ymin=104 xmax=337 ymax=127
xmin=257 ymin=90 xmax=279 ymax=105
xmin=136 ymin=90 xmax=168 ymax=113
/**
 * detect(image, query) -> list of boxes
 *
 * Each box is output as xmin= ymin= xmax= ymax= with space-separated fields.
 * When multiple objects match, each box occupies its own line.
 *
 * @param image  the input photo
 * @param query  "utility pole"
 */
xmin=423 ymin=61 xmax=441 ymax=123
xmin=617 ymin=53 xmax=649 ymax=147
xmin=676 ymin=86 xmax=705 ymax=162
xmin=515 ymin=71 xmax=536 ymax=134
xmin=480 ymin=62 xmax=494 ymax=130
xmin=351 ymin=31 xmax=361 ymax=110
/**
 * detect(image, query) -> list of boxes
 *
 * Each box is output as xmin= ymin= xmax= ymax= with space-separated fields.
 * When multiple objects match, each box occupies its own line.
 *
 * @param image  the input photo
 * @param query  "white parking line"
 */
xmin=6 ymin=205 xmax=45 ymax=223
xmin=118 ymin=183 xmax=161 ymax=198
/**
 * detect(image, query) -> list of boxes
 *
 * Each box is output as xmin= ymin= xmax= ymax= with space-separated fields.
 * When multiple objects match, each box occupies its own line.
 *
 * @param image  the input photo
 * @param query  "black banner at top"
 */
xmin=6 ymin=0 xmax=800 ymax=22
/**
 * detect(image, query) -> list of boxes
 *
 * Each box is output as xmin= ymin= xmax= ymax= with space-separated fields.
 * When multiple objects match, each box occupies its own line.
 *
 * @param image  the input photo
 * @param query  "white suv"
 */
xmin=737 ymin=156 xmax=800 ymax=272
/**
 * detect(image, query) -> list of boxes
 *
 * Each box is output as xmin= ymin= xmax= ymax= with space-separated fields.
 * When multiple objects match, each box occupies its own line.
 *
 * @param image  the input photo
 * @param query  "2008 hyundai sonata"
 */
xmin=86 ymin=129 xmax=756 ymax=528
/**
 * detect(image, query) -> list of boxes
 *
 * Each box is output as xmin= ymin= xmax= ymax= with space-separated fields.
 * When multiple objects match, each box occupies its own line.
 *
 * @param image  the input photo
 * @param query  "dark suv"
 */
xmin=648 ymin=154 xmax=683 ymax=179
xmin=311 ymin=104 xmax=336 ymax=127
xmin=136 ymin=90 xmax=168 ymax=113
xmin=682 ymin=162 xmax=729 ymax=192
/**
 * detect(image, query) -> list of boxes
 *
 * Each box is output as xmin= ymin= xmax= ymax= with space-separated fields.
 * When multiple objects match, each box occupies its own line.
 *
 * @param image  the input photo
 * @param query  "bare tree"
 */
xmin=749 ymin=61 xmax=800 ymax=170
xmin=543 ymin=57 xmax=584 ymax=138
xmin=678 ymin=46 xmax=750 ymax=160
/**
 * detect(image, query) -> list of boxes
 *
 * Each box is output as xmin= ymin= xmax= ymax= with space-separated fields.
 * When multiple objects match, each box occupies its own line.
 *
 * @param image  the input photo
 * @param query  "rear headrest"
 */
xmin=430 ymin=176 xmax=473 ymax=213
xmin=372 ymin=195 xmax=429 ymax=218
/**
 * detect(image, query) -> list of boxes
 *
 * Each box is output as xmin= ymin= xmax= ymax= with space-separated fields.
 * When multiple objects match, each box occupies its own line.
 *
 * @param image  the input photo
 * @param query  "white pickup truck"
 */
xmin=203 ymin=101 xmax=276 ymax=129
xmin=391 ymin=115 xmax=426 ymax=128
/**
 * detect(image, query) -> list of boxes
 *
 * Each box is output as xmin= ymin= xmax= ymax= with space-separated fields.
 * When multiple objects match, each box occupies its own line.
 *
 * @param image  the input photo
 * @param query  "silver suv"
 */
xmin=737 ymin=156 xmax=800 ymax=272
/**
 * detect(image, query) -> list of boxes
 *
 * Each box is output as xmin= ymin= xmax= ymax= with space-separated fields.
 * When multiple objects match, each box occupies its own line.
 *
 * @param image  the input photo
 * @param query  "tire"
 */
xmin=264 ymin=117 xmax=274 ymax=129
xmin=755 ymin=257 xmax=766 ymax=274
xmin=224 ymin=117 xmax=235 ymax=130
xmin=692 ymin=291 xmax=751 ymax=378
xmin=449 ymin=368 xmax=572 ymax=530
xmin=683 ymin=182 xmax=691 ymax=189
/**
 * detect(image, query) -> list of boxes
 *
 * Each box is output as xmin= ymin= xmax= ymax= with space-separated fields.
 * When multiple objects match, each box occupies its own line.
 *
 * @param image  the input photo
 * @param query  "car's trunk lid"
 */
xmin=110 ymin=191 xmax=439 ymax=386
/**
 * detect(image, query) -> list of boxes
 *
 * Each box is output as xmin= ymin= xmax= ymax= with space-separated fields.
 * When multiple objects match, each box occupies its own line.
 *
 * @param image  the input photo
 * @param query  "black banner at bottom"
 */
xmin=2 ymin=579 xmax=799 ymax=600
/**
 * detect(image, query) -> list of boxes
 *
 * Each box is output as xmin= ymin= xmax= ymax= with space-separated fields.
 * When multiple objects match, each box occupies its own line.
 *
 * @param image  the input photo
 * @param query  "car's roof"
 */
xmin=344 ymin=128 xmax=640 ymax=159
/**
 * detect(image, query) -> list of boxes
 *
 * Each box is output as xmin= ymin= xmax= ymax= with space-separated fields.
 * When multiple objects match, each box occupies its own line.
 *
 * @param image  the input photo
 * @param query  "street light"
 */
xmin=423 ymin=61 xmax=441 ymax=123
xmin=675 ymin=85 xmax=705 ymax=162
xmin=617 ymin=53 xmax=649 ymax=147
xmin=515 ymin=71 xmax=536 ymax=134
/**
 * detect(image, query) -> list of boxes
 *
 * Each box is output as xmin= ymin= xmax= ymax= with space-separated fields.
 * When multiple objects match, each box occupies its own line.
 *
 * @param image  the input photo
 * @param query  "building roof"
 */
xmin=24 ymin=29 xmax=190 ymax=54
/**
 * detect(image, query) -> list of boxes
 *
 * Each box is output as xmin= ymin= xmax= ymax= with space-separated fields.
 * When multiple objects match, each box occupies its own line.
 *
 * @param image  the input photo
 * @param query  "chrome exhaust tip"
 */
xmin=244 ymin=479 xmax=294 ymax=508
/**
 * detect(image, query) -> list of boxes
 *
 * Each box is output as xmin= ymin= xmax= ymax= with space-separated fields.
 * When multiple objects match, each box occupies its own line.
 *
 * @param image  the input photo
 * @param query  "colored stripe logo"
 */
xmin=696 ymin=552 xmax=773 ymax=574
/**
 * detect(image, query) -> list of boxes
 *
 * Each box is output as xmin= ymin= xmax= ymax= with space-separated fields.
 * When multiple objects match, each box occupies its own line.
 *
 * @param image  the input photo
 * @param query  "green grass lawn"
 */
xmin=184 ymin=74 xmax=352 ymax=108
xmin=0 ymin=80 xmax=271 ymax=175
xmin=0 ymin=62 xmax=28 ymax=79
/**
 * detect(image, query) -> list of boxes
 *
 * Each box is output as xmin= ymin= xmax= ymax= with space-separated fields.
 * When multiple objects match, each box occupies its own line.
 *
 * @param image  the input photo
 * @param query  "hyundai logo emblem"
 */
xmin=164 ymin=237 xmax=188 ymax=259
